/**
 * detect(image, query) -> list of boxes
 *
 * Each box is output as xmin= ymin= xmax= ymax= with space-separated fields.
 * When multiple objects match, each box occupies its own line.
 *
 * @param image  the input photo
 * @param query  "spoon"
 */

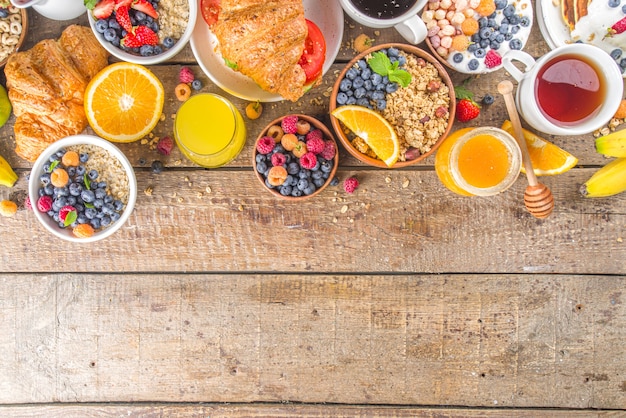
xmin=497 ymin=80 xmax=554 ymax=219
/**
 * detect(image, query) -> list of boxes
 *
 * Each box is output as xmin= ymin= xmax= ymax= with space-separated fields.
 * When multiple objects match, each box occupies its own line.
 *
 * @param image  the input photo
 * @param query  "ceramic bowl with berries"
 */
xmin=28 ymin=134 xmax=137 ymax=243
xmin=423 ymin=0 xmax=533 ymax=74
xmin=329 ymin=43 xmax=455 ymax=169
xmin=253 ymin=114 xmax=339 ymax=200
xmin=0 ymin=5 xmax=28 ymax=68
xmin=86 ymin=0 xmax=197 ymax=65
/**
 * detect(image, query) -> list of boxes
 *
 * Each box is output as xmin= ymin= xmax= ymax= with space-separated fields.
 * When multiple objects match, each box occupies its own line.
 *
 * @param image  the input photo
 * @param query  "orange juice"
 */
xmin=174 ymin=93 xmax=246 ymax=168
xmin=435 ymin=127 xmax=522 ymax=196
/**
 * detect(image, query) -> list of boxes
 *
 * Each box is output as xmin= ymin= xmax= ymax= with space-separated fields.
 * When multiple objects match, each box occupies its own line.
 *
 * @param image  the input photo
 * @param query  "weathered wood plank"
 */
xmin=1 ymin=274 xmax=624 ymax=408
xmin=0 ymin=404 xmax=623 ymax=418
xmin=1 ymin=168 xmax=625 ymax=274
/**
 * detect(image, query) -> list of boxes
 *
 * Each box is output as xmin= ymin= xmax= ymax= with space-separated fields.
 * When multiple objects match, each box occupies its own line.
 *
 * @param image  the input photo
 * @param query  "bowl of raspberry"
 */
xmin=28 ymin=134 xmax=137 ymax=243
xmin=86 ymin=0 xmax=197 ymax=65
xmin=253 ymin=114 xmax=339 ymax=200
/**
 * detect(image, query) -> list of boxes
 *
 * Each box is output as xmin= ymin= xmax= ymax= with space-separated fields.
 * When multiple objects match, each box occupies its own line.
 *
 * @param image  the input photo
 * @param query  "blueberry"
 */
xmin=163 ymin=37 xmax=175 ymax=49
xmin=385 ymin=83 xmax=399 ymax=93
xmin=108 ymin=18 xmax=120 ymax=30
xmin=468 ymin=59 xmax=480 ymax=71
xmin=95 ymin=188 xmax=107 ymax=200
xmin=487 ymin=18 xmax=497 ymax=27
xmin=356 ymin=98 xmax=369 ymax=107
xmin=609 ymin=0 xmax=621 ymax=6
xmin=320 ymin=161 xmax=333 ymax=173
xmin=363 ymin=79 xmax=373 ymax=91
xmin=611 ymin=48 xmax=622 ymax=60
xmin=370 ymin=73 xmax=383 ymax=86
xmin=503 ymin=4 xmax=516 ymax=16
xmin=110 ymin=212 xmax=121 ymax=222
xmin=279 ymin=185 xmax=292 ymax=196
xmin=478 ymin=17 xmax=488 ymax=27
xmin=95 ymin=19 xmax=108 ymax=33
xmin=67 ymin=167 xmax=76 ymax=177
xmin=471 ymin=33 xmax=481 ymax=43
xmin=482 ymin=94 xmax=495 ymax=105
xmin=303 ymin=184 xmax=316 ymax=195
xmin=330 ymin=177 xmax=339 ymax=186
xmin=505 ymin=33 xmax=514 ymax=40
xmin=453 ymin=53 xmax=464 ymax=63
xmin=87 ymin=169 xmax=98 ymax=180
xmin=151 ymin=160 xmax=164 ymax=173
xmin=103 ymin=28 xmax=118 ymax=42
xmin=480 ymin=39 xmax=490 ymax=48
xmin=371 ymin=91 xmax=385 ymax=101
xmin=508 ymin=15 xmax=520 ymax=25
xmin=0 ymin=9 xmax=8 ymax=18
xmin=357 ymin=59 xmax=368 ymax=70
xmin=44 ymin=184 xmax=54 ymax=195
xmin=79 ymin=153 xmax=89 ymax=163
xmin=85 ymin=208 xmax=97 ymax=219
xmin=352 ymin=77 xmax=364 ymax=89
xmin=66 ymin=196 xmax=76 ymax=206
xmin=474 ymin=48 xmax=486 ymax=58
xmin=336 ymin=92 xmax=348 ymax=105
xmin=40 ymin=173 xmax=51 ymax=184
xmin=297 ymin=178 xmax=309 ymax=191
xmin=622 ymin=3 xmax=626 ymax=12
xmin=499 ymin=23 xmax=509 ymax=34
xmin=480 ymin=27 xmax=494 ymax=39
xmin=93 ymin=198 xmax=104 ymax=209
xmin=291 ymin=188 xmax=303 ymax=197
xmin=345 ymin=68 xmax=359 ymax=80
xmin=346 ymin=96 xmax=357 ymax=105
xmin=509 ymin=38 xmax=522 ymax=50
xmin=376 ymin=99 xmax=387 ymax=110
xmin=81 ymin=190 xmax=95 ymax=203
xmin=361 ymin=68 xmax=372 ymax=80
xmin=69 ymin=183 xmax=82 ymax=196
xmin=191 ymin=79 xmax=202 ymax=90
xmin=256 ymin=160 xmax=268 ymax=173
xmin=77 ymin=214 xmax=88 ymax=224
xmin=139 ymin=45 xmax=155 ymax=56
xmin=339 ymin=78 xmax=352 ymax=92
xmin=387 ymin=47 xmax=400 ymax=57
xmin=490 ymin=41 xmax=501 ymax=50
xmin=397 ymin=55 xmax=407 ymax=66
xmin=619 ymin=57 xmax=626 ymax=68
xmin=495 ymin=0 xmax=507 ymax=9
xmin=102 ymin=203 xmax=115 ymax=216
xmin=520 ymin=16 xmax=531 ymax=27
xmin=468 ymin=43 xmax=478 ymax=53
xmin=354 ymin=87 xmax=366 ymax=99
xmin=90 ymin=218 xmax=101 ymax=229
xmin=114 ymin=200 xmax=124 ymax=211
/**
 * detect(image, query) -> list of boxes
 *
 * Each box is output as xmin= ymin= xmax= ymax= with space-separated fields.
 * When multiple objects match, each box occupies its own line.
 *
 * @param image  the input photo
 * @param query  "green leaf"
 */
xmin=84 ymin=173 xmax=90 ymax=190
xmin=84 ymin=202 xmax=95 ymax=209
xmin=49 ymin=160 xmax=60 ymax=171
xmin=224 ymin=58 xmax=238 ymax=70
xmin=84 ymin=0 xmax=98 ymax=9
xmin=368 ymin=52 xmax=392 ymax=76
xmin=389 ymin=70 xmax=412 ymax=88
xmin=63 ymin=210 xmax=77 ymax=227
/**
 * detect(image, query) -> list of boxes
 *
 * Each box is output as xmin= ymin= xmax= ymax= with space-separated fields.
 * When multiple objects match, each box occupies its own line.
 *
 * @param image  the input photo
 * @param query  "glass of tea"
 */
xmin=502 ymin=44 xmax=623 ymax=136
xmin=435 ymin=127 xmax=522 ymax=197
xmin=338 ymin=0 xmax=428 ymax=44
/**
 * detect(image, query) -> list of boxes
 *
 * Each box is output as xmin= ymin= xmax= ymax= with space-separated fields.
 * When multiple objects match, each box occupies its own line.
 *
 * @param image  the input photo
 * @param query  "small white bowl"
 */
xmin=87 ymin=0 xmax=197 ymax=65
xmin=29 ymin=135 xmax=137 ymax=243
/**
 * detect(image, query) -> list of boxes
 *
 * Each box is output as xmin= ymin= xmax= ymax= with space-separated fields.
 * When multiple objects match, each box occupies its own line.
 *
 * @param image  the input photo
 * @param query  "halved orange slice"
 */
xmin=84 ymin=62 xmax=164 ymax=143
xmin=331 ymin=105 xmax=399 ymax=167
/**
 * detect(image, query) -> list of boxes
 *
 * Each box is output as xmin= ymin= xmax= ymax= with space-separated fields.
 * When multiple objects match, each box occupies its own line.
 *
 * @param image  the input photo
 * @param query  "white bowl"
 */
xmin=28 ymin=135 xmax=137 ymax=243
xmin=87 ymin=0 xmax=197 ymax=65
xmin=190 ymin=0 xmax=344 ymax=101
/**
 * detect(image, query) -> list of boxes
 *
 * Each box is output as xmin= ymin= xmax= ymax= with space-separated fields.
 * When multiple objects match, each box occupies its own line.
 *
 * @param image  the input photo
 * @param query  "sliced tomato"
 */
xmin=299 ymin=19 xmax=326 ymax=85
xmin=201 ymin=0 xmax=220 ymax=26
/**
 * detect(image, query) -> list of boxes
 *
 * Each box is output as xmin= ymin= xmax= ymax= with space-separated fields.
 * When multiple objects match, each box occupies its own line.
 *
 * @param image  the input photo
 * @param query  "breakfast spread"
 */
xmin=4 ymin=25 xmax=109 ymax=162
xmin=204 ymin=0 xmax=326 ymax=101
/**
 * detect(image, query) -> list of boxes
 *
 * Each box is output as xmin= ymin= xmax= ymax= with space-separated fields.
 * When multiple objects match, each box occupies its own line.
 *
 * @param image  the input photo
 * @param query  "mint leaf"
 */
xmin=84 ymin=173 xmax=90 ymax=190
xmin=367 ymin=51 xmax=412 ymax=88
xmin=84 ymin=202 xmax=95 ymax=209
xmin=84 ymin=0 xmax=98 ymax=9
xmin=64 ymin=210 xmax=77 ymax=227
xmin=389 ymin=71 xmax=411 ymax=88
xmin=50 ymin=160 xmax=60 ymax=171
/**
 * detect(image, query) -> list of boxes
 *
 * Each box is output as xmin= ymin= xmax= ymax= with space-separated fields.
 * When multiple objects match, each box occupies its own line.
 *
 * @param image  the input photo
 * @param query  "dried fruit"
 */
xmin=267 ymin=125 xmax=284 ymax=142
xmin=73 ymin=223 xmax=95 ymax=238
xmin=281 ymin=133 xmax=299 ymax=151
xmin=245 ymin=101 xmax=263 ymax=119
xmin=354 ymin=33 xmax=374 ymax=52
xmin=0 ymin=200 xmax=17 ymax=217
xmin=296 ymin=119 xmax=311 ymax=135
xmin=174 ymin=83 xmax=192 ymax=101
xmin=61 ymin=151 xmax=80 ymax=167
xmin=267 ymin=166 xmax=288 ymax=186
xmin=51 ymin=168 xmax=69 ymax=188
xmin=292 ymin=141 xmax=308 ymax=158
xmin=157 ymin=136 xmax=174 ymax=155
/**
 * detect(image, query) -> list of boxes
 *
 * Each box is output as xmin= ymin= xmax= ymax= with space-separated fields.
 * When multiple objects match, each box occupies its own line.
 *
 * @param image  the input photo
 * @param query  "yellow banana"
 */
xmin=595 ymin=129 xmax=626 ymax=157
xmin=580 ymin=157 xmax=626 ymax=198
xmin=0 ymin=153 xmax=18 ymax=187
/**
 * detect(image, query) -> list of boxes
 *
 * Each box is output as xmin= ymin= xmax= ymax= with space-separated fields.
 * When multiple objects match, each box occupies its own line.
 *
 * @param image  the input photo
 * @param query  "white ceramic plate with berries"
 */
xmin=87 ymin=0 xmax=198 ymax=65
xmin=537 ymin=0 xmax=626 ymax=77
xmin=28 ymin=135 xmax=137 ymax=243
xmin=190 ymin=0 xmax=344 ymax=102
xmin=423 ymin=0 xmax=533 ymax=74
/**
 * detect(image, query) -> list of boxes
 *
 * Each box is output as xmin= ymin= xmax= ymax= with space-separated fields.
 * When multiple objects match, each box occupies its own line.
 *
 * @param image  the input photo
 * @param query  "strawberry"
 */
xmin=484 ymin=49 xmax=502 ymax=69
xmin=116 ymin=5 xmax=133 ymax=32
xmin=606 ymin=16 xmax=626 ymax=38
xmin=454 ymin=84 xmax=481 ymax=122
xmin=92 ymin=0 xmax=115 ymax=19
xmin=114 ymin=0 xmax=132 ymax=9
xmin=131 ymin=0 xmax=158 ymax=19
xmin=121 ymin=32 xmax=143 ymax=48
xmin=134 ymin=25 xmax=159 ymax=46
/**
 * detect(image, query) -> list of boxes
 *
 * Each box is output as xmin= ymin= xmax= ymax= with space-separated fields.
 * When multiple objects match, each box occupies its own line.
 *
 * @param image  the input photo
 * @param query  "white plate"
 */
xmin=190 ymin=0 xmax=344 ymax=102
xmin=536 ymin=0 xmax=570 ymax=50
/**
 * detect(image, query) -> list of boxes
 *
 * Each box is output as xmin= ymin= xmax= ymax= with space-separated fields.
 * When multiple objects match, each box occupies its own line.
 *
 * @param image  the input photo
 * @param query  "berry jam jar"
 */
xmin=174 ymin=93 xmax=246 ymax=168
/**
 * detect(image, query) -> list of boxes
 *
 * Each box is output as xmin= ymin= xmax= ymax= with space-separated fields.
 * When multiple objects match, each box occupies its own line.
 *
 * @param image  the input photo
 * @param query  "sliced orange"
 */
xmin=84 ymin=62 xmax=164 ymax=143
xmin=331 ymin=105 xmax=399 ymax=167
xmin=501 ymin=120 xmax=578 ymax=176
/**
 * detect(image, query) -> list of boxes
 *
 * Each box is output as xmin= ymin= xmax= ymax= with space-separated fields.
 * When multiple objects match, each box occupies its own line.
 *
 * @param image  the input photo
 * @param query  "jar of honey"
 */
xmin=435 ymin=127 xmax=522 ymax=196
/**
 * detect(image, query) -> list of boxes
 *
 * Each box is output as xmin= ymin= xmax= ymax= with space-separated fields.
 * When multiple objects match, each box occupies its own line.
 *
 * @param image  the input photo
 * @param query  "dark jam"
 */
xmin=349 ymin=0 xmax=418 ymax=19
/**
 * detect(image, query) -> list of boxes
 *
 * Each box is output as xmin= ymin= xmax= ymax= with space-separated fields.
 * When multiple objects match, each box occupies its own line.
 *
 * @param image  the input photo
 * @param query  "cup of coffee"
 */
xmin=338 ymin=0 xmax=428 ymax=44
xmin=502 ymin=44 xmax=623 ymax=136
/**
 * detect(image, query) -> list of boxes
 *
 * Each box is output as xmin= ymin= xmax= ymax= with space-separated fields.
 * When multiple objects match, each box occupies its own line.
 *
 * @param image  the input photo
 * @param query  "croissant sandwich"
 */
xmin=206 ymin=0 xmax=326 ymax=101
xmin=4 ymin=25 xmax=109 ymax=162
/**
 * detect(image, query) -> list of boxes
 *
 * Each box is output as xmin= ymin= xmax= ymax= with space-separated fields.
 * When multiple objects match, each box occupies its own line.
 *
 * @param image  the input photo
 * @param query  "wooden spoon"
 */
xmin=497 ymin=80 xmax=554 ymax=219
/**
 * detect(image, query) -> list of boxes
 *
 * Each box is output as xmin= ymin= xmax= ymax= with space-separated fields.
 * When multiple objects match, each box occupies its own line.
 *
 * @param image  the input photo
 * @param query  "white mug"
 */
xmin=10 ymin=0 xmax=86 ymax=21
xmin=338 ymin=0 xmax=428 ymax=44
xmin=502 ymin=44 xmax=623 ymax=136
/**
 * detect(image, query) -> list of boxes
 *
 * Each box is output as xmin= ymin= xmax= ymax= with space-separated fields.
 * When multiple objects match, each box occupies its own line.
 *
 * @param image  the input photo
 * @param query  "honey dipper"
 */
xmin=497 ymin=80 xmax=554 ymax=219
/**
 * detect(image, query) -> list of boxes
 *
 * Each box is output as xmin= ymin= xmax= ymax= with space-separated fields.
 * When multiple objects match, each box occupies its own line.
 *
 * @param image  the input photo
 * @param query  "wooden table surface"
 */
xmin=0 ymin=4 xmax=625 ymax=418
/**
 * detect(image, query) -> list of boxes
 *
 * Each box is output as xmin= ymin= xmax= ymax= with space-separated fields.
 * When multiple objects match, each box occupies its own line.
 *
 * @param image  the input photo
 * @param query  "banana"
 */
xmin=595 ymin=129 xmax=626 ymax=157
xmin=0 ymin=153 xmax=18 ymax=187
xmin=580 ymin=157 xmax=626 ymax=198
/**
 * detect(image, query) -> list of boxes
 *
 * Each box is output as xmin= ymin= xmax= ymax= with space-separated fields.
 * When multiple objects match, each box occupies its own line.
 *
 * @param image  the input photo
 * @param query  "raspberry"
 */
xmin=37 ymin=195 xmax=53 ymax=212
xmin=256 ymin=136 xmax=275 ymax=154
xmin=157 ymin=136 xmax=174 ymax=155
xmin=299 ymin=152 xmax=317 ymax=169
xmin=306 ymin=135 xmax=325 ymax=154
xmin=179 ymin=66 xmax=195 ymax=84
xmin=343 ymin=177 xmax=359 ymax=194
xmin=59 ymin=205 xmax=76 ymax=224
xmin=271 ymin=152 xmax=287 ymax=167
xmin=484 ymin=50 xmax=502 ymax=69
xmin=321 ymin=140 xmax=337 ymax=160
xmin=281 ymin=115 xmax=299 ymax=134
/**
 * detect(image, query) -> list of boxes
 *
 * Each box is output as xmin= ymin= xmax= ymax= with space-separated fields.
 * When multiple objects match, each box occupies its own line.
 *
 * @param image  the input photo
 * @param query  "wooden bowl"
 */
xmin=253 ymin=114 xmax=339 ymax=200
xmin=0 ymin=8 xmax=28 ymax=67
xmin=329 ymin=43 xmax=456 ymax=169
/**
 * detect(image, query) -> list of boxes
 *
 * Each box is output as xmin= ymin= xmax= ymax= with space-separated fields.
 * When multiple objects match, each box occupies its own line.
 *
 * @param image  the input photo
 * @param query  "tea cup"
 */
xmin=338 ymin=0 xmax=428 ymax=44
xmin=10 ymin=0 xmax=86 ymax=21
xmin=502 ymin=44 xmax=623 ymax=136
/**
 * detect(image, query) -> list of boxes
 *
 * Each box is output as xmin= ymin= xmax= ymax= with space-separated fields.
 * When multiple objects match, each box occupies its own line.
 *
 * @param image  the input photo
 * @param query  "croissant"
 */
xmin=4 ymin=25 xmax=109 ymax=162
xmin=210 ymin=0 xmax=308 ymax=101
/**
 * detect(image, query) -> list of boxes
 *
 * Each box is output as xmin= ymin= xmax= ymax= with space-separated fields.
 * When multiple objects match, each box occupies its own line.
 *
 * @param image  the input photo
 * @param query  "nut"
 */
xmin=427 ymin=80 xmax=441 ymax=92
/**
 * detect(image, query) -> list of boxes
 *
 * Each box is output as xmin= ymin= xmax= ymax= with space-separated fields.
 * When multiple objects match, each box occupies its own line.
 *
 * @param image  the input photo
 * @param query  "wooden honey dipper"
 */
xmin=497 ymin=80 xmax=554 ymax=219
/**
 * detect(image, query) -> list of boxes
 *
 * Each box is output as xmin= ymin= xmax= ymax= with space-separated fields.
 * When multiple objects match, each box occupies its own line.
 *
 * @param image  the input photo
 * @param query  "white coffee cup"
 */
xmin=10 ymin=0 xmax=86 ymax=21
xmin=502 ymin=44 xmax=623 ymax=136
xmin=338 ymin=0 xmax=428 ymax=44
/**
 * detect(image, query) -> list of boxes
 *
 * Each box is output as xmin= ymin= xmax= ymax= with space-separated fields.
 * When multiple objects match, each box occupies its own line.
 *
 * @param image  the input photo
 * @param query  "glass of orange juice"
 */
xmin=174 ymin=93 xmax=247 ymax=168
xmin=435 ymin=127 xmax=522 ymax=196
